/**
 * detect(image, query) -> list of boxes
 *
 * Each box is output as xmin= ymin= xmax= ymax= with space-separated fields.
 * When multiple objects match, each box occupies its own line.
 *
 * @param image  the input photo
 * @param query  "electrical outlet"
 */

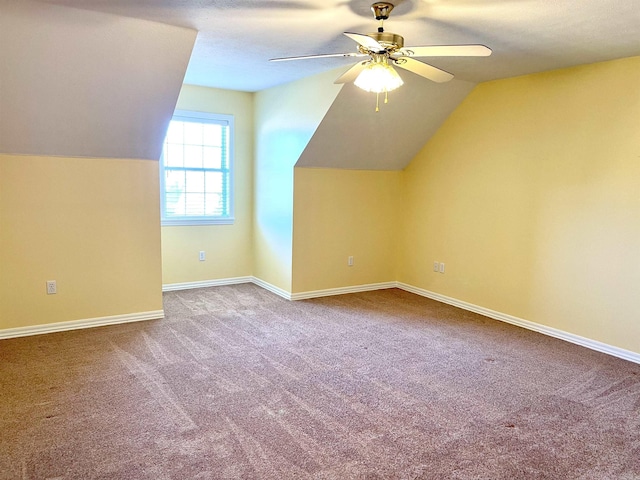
xmin=439 ymin=262 xmax=445 ymax=274
xmin=199 ymin=251 xmax=206 ymax=261
xmin=433 ymin=261 xmax=439 ymax=272
xmin=348 ymin=256 xmax=354 ymax=266
xmin=46 ymin=280 xmax=57 ymax=295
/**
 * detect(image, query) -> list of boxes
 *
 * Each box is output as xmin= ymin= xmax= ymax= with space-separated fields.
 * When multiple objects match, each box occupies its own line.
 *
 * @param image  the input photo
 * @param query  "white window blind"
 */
xmin=160 ymin=111 xmax=234 ymax=226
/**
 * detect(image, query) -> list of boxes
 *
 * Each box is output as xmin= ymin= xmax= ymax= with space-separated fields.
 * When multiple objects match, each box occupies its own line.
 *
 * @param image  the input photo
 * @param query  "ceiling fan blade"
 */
xmin=343 ymin=32 xmax=385 ymax=53
xmin=334 ymin=61 xmax=369 ymax=84
xmin=397 ymin=45 xmax=492 ymax=58
xmin=394 ymin=58 xmax=454 ymax=83
xmin=270 ymin=52 xmax=366 ymax=62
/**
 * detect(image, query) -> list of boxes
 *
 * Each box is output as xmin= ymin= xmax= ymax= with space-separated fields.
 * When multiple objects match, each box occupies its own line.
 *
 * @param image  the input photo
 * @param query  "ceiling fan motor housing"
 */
xmin=367 ymin=31 xmax=404 ymax=51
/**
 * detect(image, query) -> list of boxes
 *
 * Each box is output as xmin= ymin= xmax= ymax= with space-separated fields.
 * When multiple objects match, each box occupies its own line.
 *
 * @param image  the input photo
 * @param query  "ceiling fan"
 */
xmin=270 ymin=2 xmax=491 ymax=111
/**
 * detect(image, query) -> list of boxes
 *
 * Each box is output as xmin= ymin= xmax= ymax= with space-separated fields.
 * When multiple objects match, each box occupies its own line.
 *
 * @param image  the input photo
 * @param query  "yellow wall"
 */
xmin=292 ymin=168 xmax=400 ymax=293
xmin=0 ymin=155 xmax=163 ymax=330
xmin=253 ymin=69 xmax=342 ymax=291
xmin=4 ymin=54 xmax=638 ymax=359
xmin=160 ymin=85 xmax=254 ymax=285
xmin=399 ymin=56 xmax=640 ymax=353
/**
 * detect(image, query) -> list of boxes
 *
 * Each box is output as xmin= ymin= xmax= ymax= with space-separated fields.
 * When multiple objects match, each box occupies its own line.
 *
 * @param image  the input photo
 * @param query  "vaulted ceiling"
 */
xmin=1 ymin=0 xmax=196 ymax=159
xmin=298 ymin=75 xmax=475 ymax=170
xmin=3 ymin=0 xmax=639 ymax=169
xmin=31 ymin=0 xmax=640 ymax=92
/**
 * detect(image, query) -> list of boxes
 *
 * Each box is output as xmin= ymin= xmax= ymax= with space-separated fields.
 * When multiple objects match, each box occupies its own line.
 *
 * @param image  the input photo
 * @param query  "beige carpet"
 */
xmin=1 ymin=284 xmax=639 ymax=479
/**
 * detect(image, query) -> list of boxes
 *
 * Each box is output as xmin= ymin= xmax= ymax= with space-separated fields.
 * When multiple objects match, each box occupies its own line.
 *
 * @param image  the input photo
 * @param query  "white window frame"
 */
xmin=160 ymin=110 xmax=234 ymax=226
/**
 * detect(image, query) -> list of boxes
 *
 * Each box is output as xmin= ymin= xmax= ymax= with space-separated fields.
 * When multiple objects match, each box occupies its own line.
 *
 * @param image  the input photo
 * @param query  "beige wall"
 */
xmin=161 ymin=85 xmax=254 ymax=285
xmin=292 ymin=168 xmax=400 ymax=293
xmin=399 ymin=56 xmax=640 ymax=353
xmin=253 ymin=69 xmax=342 ymax=292
xmin=0 ymin=155 xmax=163 ymax=330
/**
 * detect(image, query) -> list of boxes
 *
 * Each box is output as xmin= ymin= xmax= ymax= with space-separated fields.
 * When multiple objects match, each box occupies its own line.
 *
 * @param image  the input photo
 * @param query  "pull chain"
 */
xmin=374 ymin=91 xmax=391 ymax=112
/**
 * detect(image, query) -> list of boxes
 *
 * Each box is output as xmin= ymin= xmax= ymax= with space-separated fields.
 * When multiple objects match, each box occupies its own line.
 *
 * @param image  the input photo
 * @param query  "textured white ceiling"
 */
xmin=33 ymin=0 xmax=640 ymax=92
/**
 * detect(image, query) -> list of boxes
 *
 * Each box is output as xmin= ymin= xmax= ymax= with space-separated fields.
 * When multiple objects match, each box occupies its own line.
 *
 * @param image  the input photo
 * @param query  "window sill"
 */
xmin=161 ymin=217 xmax=235 ymax=227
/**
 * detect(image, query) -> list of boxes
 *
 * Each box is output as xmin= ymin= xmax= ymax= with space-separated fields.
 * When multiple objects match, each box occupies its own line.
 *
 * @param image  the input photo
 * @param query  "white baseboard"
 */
xmin=250 ymin=277 xmax=292 ymax=300
xmin=0 ymin=310 xmax=164 ymax=340
xmin=163 ymin=276 xmax=395 ymax=301
xmin=249 ymin=278 xmax=397 ymax=301
xmin=397 ymin=282 xmax=640 ymax=365
xmin=162 ymin=276 xmax=252 ymax=292
xmin=290 ymin=282 xmax=397 ymax=301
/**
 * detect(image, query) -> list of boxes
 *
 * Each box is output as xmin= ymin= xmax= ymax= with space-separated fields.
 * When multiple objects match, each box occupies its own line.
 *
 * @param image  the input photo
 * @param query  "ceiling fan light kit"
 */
xmin=270 ymin=2 xmax=492 ymax=112
xmin=353 ymin=54 xmax=404 ymax=112
xmin=354 ymin=55 xmax=404 ymax=93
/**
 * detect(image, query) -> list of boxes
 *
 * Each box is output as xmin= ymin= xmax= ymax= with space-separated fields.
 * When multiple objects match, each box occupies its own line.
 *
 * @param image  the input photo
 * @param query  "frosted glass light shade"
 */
xmin=354 ymin=61 xmax=404 ymax=93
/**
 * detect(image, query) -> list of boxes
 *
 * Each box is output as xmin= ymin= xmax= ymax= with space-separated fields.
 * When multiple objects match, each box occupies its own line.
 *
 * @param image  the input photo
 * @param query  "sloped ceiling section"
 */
xmin=296 ymin=72 xmax=475 ymax=171
xmin=0 ymin=0 xmax=197 ymax=160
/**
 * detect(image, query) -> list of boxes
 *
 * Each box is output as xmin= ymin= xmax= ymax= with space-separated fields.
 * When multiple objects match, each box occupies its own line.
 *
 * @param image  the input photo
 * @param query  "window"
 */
xmin=160 ymin=110 xmax=234 ymax=225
